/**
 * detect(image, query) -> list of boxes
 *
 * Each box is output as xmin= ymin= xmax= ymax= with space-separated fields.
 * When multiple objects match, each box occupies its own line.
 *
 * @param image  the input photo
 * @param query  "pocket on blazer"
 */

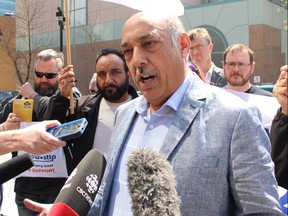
xmin=189 ymin=157 xmax=222 ymax=168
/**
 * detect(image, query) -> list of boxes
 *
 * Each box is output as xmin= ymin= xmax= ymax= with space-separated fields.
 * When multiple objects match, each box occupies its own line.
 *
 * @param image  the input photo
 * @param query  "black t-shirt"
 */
xmin=245 ymin=85 xmax=274 ymax=97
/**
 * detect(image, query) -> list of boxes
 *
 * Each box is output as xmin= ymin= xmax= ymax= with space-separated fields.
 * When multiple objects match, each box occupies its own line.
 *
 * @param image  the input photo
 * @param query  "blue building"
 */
xmin=0 ymin=0 xmax=15 ymax=16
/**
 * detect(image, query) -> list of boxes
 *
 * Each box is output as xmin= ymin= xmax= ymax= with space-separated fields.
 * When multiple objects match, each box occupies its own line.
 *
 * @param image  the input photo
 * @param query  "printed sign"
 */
xmin=12 ymin=99 xmax=33 ymax=122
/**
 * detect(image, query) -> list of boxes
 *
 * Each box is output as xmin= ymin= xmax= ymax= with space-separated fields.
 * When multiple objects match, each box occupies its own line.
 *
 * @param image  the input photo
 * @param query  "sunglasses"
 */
xmin=34 ymin=71 xmax=58 ymax=79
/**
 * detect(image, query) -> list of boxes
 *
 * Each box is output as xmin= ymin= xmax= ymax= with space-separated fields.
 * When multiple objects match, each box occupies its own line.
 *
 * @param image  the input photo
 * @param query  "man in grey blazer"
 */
xmin=23 ymin=12 xmax=283 ymax=216
xmin=88 ymin=12 xmax=283 ymax=215
xmin=188 ymin=28 xmax=227 ymax=87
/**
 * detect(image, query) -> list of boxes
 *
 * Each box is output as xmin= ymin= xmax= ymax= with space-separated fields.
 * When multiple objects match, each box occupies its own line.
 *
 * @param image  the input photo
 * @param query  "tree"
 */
xmin=78 ymin=17 xmax=105 ymax=57
xmin=1 ymin=0 xmax=57 ymax=86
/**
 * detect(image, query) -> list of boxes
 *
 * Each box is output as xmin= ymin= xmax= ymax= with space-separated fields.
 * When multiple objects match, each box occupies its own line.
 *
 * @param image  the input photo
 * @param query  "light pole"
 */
xmin=56 ymin=7 xmax=65 ymax=52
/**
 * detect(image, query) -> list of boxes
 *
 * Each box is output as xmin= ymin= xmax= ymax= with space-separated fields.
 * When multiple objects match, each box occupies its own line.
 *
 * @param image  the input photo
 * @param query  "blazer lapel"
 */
xmin=160 ymin=78 xmax=208 ymax=160
xmin=210 ymin=65 xmax=227 ymax=87
xmin=109 ymin=104 xmax=137 ymax=167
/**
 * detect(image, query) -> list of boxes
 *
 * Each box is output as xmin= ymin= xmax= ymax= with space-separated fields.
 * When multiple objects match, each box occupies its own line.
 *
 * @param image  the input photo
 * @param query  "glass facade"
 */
xmin=269 ymin=0 xmax=288 ymax=8
xmin=0 ymin=0 xmax=15 ymax=16
xmin=69 ymin=0 xmax=87 ymax=27
xmin=182 ymin=0 xmax=234 ymax=8
xmin=183 ymin=0 xmax=288 ymax=8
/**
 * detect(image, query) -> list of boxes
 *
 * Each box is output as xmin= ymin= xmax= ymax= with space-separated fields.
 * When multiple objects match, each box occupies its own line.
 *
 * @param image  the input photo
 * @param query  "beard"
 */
xmin=225 ymin=71 xmax=252 ymax=87
xmin=97 ymin=75 xmax=129 ymax=101
xmin=34 ymin=82 xmax=58 ymax=96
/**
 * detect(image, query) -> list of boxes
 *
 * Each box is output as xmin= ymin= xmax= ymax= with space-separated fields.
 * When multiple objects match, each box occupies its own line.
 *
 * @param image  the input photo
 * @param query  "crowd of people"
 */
xmin=0 ymin=49 xmax=82 ymax=215
xmin=0 ymin=11 xmax=287 ymax=216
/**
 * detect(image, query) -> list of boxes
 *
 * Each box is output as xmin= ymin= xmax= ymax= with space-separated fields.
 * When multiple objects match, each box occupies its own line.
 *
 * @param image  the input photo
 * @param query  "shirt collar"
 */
xmin=136 ymin=72 xmax=192 ymax=115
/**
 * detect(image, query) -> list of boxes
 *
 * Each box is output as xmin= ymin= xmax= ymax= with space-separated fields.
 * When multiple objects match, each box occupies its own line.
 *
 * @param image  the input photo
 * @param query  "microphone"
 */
xmin=0 ymin=153 xmax=34 ymax=185
xmin=51 ymin=149 xmax=106 ymax=216
xmin=127 ymin=147 xmax=181 ymax=216
xmin=48 ymin=203 xmax=78 ymax=216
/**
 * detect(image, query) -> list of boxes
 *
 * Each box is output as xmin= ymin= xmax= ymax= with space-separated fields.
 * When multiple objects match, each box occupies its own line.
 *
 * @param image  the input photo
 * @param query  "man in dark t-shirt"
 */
xmin=222 ymin=43 xmax=274 ymax=97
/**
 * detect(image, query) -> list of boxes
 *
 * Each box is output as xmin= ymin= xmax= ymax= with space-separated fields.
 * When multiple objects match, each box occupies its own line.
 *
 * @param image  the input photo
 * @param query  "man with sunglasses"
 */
xmin=188 ymin=28 xmax=227 ymax=87
xmin=0 ymin=49 xmax=81 ymax=123
xmin=0 ymin=49 xmax=81 ymax=216
xmin=19 ymin=49 xmax=81 ymax=120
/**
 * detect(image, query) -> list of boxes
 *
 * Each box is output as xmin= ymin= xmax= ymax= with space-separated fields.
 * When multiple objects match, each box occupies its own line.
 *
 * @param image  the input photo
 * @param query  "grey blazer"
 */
xmin=210 ymin=64 xmax=227 ymax=87
xmin=89 ymin=74 xmax=283 ymax=215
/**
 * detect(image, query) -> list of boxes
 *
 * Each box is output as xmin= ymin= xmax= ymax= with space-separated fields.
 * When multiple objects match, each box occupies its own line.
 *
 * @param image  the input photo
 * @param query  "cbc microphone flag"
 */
xmin=100 ymin=0 xmax=184 ymax=16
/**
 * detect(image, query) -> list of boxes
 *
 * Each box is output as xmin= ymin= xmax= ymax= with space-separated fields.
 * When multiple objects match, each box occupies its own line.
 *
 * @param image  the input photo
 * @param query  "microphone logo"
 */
xmin=86 ymin=174 xmax=99 ymax=194
xmin=75 ymin=174 xmax=99 ymax=206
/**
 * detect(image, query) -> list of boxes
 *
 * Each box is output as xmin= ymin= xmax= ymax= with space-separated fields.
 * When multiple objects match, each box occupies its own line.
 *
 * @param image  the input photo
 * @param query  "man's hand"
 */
xmin=23 ymin=199 xmax=52 ymax=216
xmin=273 ymin=65 xmax=288 ymax=115
xmin=15 ymin=120 xmax=66 ymax=155
xmin=59 ymin=65 xmax=76 ymax=98
xmin=2 ymin=113 xmax=20 ymax=131
xmin=19 ymin=82 xmax=38 ymax=99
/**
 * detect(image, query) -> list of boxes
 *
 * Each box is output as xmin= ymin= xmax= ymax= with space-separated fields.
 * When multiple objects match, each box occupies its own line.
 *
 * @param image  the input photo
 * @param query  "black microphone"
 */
xmin=127 ymin=147 xmax=181 ymax=216
xmin=51 ymin=149 xmax=106 ymax=216
xmin=0 ymin=153 xmax=34 ymax=185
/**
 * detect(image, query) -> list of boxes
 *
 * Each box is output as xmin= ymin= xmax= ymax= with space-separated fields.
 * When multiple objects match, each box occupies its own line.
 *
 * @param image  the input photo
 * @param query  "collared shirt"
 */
xmin=107 ymin=73 xmax=192 ymax=216
xmin=204 ymin=62 xmax=215 ymax=84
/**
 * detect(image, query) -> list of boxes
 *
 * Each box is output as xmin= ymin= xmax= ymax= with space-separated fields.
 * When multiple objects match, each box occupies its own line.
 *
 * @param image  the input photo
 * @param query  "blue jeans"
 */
xmin=15 ymin=192 xmax=58 ymax=216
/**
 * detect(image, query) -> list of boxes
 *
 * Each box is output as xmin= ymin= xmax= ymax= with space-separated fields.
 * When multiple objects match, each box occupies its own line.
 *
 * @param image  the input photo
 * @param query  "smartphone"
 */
xmin=48 ymin=118 xmax=88 ymax=141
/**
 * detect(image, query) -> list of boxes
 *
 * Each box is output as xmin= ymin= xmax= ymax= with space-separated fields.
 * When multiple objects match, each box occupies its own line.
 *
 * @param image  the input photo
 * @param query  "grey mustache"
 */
xmin=136 ymin=67 xmax=157 ymax=81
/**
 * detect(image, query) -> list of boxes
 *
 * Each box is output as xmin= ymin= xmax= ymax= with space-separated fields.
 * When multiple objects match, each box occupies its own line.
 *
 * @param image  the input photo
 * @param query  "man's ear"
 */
xmin=179 ymin=33 xmax=190 ymax=58
xmin=181 ymin=42 xmax=187 ymax=48
xmin=208 ymin=42 xmax=213 ymax=52
xmin=250 ymin=63 xmax=255 ymax=73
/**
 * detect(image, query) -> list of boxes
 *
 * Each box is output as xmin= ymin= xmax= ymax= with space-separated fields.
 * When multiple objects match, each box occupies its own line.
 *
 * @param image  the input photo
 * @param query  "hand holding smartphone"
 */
xmin=48 ymin=118 xmax=88 ymax=141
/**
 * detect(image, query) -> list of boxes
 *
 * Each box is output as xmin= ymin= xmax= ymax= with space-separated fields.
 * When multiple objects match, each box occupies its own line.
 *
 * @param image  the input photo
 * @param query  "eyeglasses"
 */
xmin=190 ymin=44 xmax=208 ymax=52
xmin=34 ymin=71 xmax=58 ymax=79
xmin=224 ymin=62 xmax=251 ymax=70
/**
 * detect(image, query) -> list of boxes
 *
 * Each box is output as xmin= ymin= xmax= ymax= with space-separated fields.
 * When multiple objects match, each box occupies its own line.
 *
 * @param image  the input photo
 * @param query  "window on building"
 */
xmin=182 ymin=0 xmax=226 ymax=7
xmin=201 ymin=0 xmax=224 ymax=3
xmin=0 ymin=0 xmax=16 ymax=16
xmin=67 ymin=0 xmax=87 ymax=27
xmin=269 ymin=0 xmax=288 ymax=9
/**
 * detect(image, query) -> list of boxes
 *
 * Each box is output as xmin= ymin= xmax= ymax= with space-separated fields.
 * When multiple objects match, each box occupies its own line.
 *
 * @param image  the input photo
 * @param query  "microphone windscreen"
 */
xmin=0 ymin=153 xmax=34 ymax=184
xmin=127 ymin=147 xmax=181 ymax=216
xmin=48 ymin=203 xmax=78 ymax=216
xmin=53 ymin=149 xmax=106 ymax=215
